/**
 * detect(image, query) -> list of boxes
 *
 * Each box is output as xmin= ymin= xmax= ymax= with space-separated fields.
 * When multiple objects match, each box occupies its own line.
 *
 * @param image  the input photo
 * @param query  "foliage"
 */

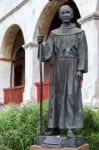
xmin=73 ymin=106 xmax=99 ymax=150
xmin=0 ymin=102 xmax=99 ymax=150
xmin=83 ymin=106 xmax=99 ymax=150
xmin=0 ymin=103 xmax=43 ymax=150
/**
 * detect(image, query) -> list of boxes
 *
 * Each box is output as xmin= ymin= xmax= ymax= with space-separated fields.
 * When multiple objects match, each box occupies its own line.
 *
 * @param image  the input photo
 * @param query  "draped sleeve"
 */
xmin=38 ymin=32 xmax=55 ymax=62
xmin=77 ymin=31 xmax=88 ymax=73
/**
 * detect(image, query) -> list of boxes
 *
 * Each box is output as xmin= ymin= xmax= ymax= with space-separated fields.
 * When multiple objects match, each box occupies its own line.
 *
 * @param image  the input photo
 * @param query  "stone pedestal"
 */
xmin=37 ymin=135 xmax=85 ymax=148
xmin=30 ymin=144 xmax=90 ymax=150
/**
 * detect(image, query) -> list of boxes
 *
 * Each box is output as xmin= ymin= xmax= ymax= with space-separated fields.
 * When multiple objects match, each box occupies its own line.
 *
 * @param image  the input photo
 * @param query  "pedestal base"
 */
xmin=30 ymin=144 xmax=90 ymax=150
xmin=37 ymin=136 xmax=85 ymax=148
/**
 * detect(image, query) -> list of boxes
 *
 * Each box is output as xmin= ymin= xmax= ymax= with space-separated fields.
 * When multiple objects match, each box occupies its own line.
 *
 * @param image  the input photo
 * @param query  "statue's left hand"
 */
xmin=77 ymin=71 xmax=83 ymax=77
xmin=76 ymin=71 xmax=83 ymax=80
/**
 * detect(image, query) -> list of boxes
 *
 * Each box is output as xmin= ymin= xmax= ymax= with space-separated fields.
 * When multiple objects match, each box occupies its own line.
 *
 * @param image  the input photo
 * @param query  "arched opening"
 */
xmin=34 ymin=0 xmax=81 ymax=101
xmin=44 ymin=0 xmax=81 ymax=80
xmin=34 ymin=0 xmax=80 ymax=40
xmin=2 ymin=25 xmax=25 ymax=104
xmin=11 ymin=29 xmax=25 ymax=87
xmin=48 ymin=0 xmax=80 ymax=36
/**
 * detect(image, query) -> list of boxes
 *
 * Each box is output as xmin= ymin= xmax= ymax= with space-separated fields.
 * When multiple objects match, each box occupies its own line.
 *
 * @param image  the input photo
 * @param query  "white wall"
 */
xmin=75 ymin=0 xmax=98 ymax=17
xmin=0 ymin=61 xmax=11 ymax=102
xmin=0 ymin=0 xmax=24 ymax=19
xmin=80 ymin=19 xmax=99 ymax=106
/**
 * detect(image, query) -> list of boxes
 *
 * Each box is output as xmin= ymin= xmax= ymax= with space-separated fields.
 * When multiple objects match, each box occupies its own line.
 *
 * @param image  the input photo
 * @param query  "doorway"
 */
xmin=14 ymin=47 xmax=25 ymax=86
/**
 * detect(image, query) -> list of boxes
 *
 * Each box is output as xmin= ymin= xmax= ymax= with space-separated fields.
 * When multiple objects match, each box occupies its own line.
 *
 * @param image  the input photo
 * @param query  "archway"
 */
xmin=34 ymin=0 xmax=81 ymax=81
xmin=34 ymin=0 xmax=80 ymax=40
xmin=11 ymin=28 xmax=25 ymax=87
xmin=1 ymin=24 xmax=25 ymax=104
xmin=33 ymin=0 xmax=81 ymax=101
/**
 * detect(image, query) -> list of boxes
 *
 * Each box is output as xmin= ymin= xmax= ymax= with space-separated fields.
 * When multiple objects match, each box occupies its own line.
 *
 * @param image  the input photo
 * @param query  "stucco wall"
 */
xmin=0 ymin=0 xmax=24 ymax=19
xmin=75 ymin=0 xmax=98 ymax=17
xmin=80 ymin=20 xmax=99 ymax=104
xmin=0 ymin=61 xmax=11 ymax=102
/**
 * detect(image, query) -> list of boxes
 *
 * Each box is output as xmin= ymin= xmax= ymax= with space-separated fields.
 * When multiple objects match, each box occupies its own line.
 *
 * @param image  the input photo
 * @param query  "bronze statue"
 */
xmin=38 ymin=5 xmax=88 ymax=137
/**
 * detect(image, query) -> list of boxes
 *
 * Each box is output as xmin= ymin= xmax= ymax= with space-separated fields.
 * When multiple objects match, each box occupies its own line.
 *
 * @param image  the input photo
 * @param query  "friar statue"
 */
xmin=38 ymin=5 xmax=88 ymax=137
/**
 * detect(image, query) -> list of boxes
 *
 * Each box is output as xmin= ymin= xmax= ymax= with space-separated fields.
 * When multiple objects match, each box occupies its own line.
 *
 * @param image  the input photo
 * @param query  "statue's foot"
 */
xmin=67 ymin=129 xmax=75 ymax=138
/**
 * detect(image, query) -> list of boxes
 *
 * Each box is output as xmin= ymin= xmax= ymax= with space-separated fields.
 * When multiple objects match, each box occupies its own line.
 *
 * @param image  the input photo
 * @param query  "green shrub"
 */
xmin=83 ymin=106 xmax=99 ymax=150
xmin=89 ymin=133 xmax=99 ymax=150
xmin=0 ymin=103 xmax=42 ymax=150
xmin=0 ymin=145 xmax=12 ymax=150
xmin=0 ymin=102 xmax=99 ymax=150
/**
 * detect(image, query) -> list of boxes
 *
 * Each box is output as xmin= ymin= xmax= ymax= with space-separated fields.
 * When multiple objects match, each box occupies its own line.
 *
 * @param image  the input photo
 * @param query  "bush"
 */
xmin=84 ymin=106 xmax=99 ymax=132
xmin=0 ymin=103 xmax=48 ymax=150
xmin=0 ymin=102 xmax=98 ymax=150
xmin=83 ymin=106 xmax=99 ymax=150
xmin=89 ymin=133 xmax=99 ymax=150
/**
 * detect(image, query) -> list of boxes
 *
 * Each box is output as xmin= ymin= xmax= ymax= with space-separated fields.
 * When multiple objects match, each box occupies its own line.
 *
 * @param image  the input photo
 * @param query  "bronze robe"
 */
xmin=38 ymin=24 xmax=88 ymax=129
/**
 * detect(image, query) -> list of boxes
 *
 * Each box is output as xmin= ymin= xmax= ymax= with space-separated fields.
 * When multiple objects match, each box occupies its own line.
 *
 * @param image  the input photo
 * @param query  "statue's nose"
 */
xmin=64 ymin=13 xmax=67 ymax=16
xmin=64 ymin=13 xmax=67 ymax=17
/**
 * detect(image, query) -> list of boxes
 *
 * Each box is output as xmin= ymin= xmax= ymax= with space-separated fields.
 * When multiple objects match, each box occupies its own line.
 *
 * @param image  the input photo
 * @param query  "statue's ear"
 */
xmin=71 ymin=11 xmax=74 ymax=19
xmin=59 ymin=13 xmax=62 ymax=20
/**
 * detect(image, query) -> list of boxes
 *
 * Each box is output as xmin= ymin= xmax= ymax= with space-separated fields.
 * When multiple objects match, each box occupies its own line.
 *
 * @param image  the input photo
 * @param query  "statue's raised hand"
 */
xmin=37 ymin=36 xmax=44 ymax=44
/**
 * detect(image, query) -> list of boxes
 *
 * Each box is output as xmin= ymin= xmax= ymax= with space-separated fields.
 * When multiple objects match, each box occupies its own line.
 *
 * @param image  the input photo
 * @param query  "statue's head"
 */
xmin=59 ymin=5 xmax=73 ymax=24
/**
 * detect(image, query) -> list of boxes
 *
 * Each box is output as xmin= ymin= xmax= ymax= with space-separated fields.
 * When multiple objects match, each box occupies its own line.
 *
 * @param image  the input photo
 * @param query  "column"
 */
xmin=22 ymin=42 xmax=34 ymax=102
xmin=22 ymin=42 xmax=41 ymax=103
xmin=0 ymin=58 xmax=12 ymax=103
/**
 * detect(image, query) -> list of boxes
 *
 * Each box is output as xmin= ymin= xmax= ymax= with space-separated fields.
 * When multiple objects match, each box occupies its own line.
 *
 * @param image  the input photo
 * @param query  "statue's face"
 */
xmin=59 ymin=5 xmax=73 ymax=24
